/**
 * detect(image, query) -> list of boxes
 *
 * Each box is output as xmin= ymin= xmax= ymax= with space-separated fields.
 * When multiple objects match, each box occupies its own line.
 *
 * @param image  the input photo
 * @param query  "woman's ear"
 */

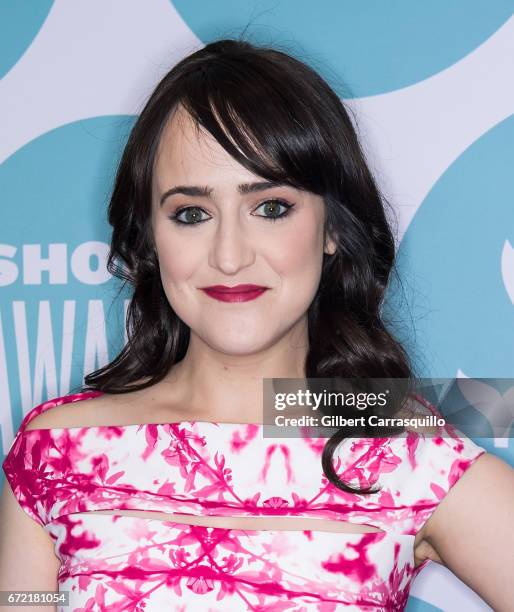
xmin=324 ymin=234 xmax=337 ymax=256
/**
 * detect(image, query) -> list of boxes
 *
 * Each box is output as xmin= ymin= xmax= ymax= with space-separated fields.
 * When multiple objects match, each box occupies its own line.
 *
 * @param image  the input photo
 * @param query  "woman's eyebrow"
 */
xmin=159 ymin=180 xmax=287 ymax=206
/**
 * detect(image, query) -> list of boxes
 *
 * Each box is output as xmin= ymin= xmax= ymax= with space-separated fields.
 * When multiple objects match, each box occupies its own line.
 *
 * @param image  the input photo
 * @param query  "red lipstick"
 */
xmin=200 ymin=284 xmax=269 ymax=303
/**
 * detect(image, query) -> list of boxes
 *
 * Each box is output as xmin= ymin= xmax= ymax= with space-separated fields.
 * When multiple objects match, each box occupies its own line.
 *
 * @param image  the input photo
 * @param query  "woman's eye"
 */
xmin=253 ymin=199 xmax=293 ymax=221
xmin=169 ymin=206 xmax=209 ymax=225
xmin=169 ymin=200 xmax=293 ymax=225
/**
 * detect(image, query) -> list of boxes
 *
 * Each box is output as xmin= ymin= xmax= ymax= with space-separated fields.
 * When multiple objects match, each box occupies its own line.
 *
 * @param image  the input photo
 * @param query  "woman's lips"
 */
xmin=200 ymin=284 xmax=269 ymax=303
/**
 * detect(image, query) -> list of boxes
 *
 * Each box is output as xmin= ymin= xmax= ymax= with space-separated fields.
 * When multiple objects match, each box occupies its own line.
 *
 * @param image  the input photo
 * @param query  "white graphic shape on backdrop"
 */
xmin=0 ymin=0 xmax=200 ymax=163
xmin=346 ymin=17 xmax=514 ymax=244
xmin=410 ymin=561 xmax=493 ymax=612
xmin=502 ymin=239 xmax=514 ymax=305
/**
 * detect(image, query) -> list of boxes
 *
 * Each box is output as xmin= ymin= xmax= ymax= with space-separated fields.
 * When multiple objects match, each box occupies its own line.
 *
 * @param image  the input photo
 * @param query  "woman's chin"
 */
xmin=206 ymin=334 xmax=277 ymax=357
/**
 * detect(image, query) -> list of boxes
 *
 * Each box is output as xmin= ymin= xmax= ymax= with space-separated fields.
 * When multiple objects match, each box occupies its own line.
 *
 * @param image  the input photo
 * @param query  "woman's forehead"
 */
xmin=157 ymin=107 xmax=211 ymax=160
xmin=154 ymin=107 xmax=256 ymax=184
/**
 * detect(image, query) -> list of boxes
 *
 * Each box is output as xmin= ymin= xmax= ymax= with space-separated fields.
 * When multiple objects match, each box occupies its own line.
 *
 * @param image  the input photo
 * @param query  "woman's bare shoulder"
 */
xmin=23 ymin=386 xmax=152 ymax=431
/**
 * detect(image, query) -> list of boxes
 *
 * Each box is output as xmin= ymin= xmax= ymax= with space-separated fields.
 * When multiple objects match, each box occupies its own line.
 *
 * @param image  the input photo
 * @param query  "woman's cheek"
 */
xmin=156 ymin=235 xmax=196 ymax=282
xmin=272 ymin=225 xmax=323 ymax=277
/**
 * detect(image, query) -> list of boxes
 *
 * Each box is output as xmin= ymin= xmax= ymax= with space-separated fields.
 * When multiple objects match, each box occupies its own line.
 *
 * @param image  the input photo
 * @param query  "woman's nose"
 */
xmin=208 ymin=216 xmax=256 ymax=274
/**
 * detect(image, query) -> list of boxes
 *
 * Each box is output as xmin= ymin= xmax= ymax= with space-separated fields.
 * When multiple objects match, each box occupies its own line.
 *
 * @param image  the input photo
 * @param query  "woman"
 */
xmin=1 ymin=38 xmax=513 ymax=611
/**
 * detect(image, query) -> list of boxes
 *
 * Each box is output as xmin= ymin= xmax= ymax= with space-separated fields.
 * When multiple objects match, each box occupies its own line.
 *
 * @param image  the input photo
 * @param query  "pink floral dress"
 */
xmin=2 ymin=391 xmax=487 ymax=611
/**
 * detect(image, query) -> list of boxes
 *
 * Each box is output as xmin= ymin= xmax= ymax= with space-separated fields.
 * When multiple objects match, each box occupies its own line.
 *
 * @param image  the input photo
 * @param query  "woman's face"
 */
xmin=151 ymin=106 xmax=336 ymax=356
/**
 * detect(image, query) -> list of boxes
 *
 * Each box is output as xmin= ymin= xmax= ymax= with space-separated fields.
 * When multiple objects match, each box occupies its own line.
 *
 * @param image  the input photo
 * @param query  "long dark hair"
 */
xmin=82 ymin=37 xmax=418 ymax=494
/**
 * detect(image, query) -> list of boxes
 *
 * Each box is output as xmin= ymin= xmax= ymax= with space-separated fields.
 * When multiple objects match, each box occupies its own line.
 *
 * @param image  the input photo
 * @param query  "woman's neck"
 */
xmin=158 ymin=326 xmax=309 ymax=423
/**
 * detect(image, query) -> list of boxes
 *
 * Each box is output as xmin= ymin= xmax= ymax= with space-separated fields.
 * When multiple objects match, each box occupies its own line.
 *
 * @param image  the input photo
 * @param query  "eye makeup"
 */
xmin=167 ymin=198 xmax=295 ymax=226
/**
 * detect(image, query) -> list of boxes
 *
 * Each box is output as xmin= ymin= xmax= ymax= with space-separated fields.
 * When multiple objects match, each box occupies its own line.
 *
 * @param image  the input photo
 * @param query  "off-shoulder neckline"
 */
xmin=18 ymin=392 xmax=392 ymax=438
xmin=20 ymin=390 xmax=270 ymax=434
xmin=22 ymin=420 xmax=266 ymax=434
